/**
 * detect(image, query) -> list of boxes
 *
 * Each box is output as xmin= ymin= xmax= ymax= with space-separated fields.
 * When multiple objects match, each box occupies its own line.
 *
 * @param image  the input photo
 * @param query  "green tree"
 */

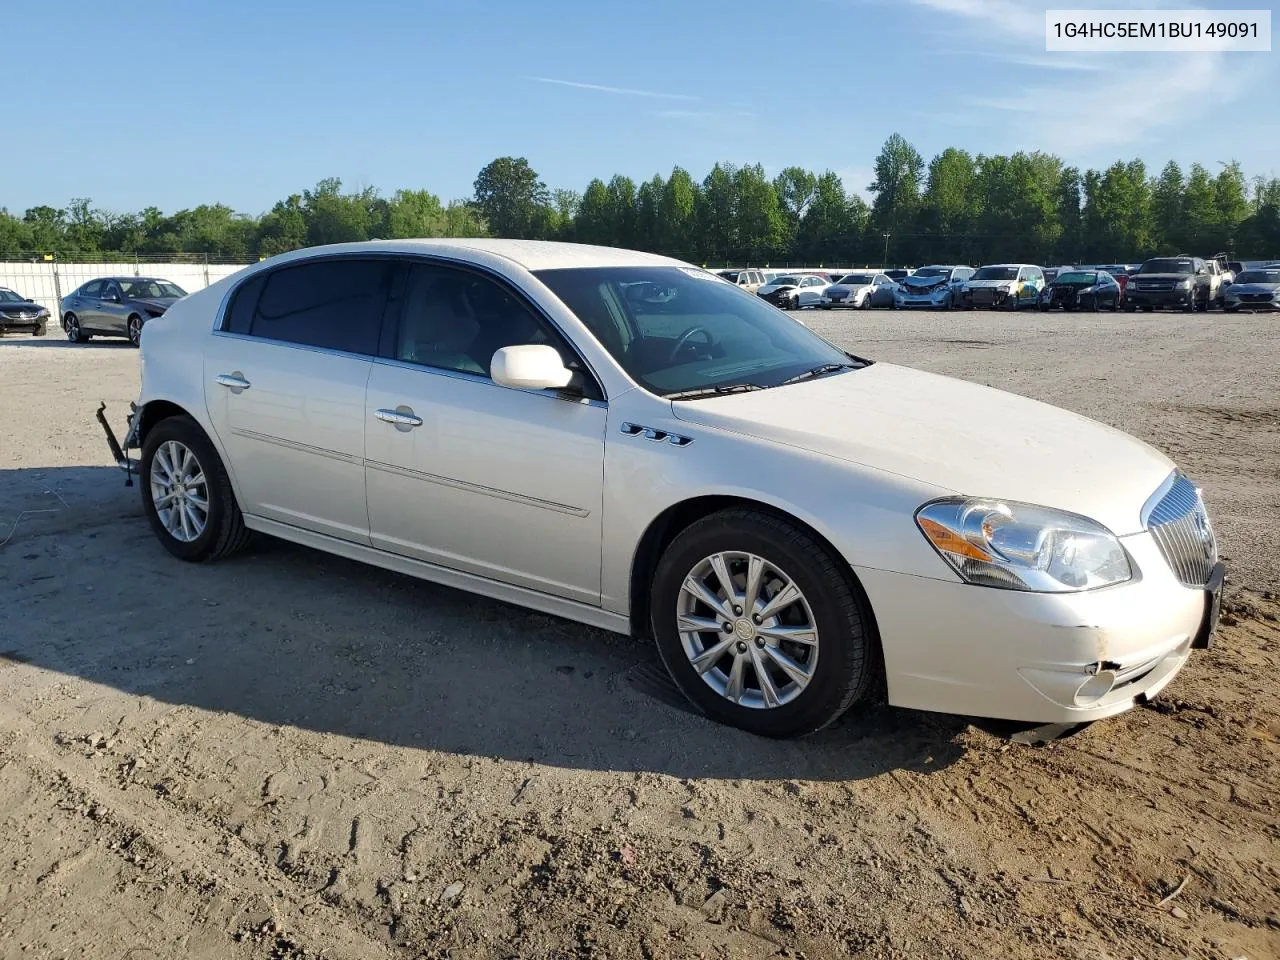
xmin=606 ymin=175 xmax=638 ymax=249
xmin=868 ymin=134 xmax=924 ymax=235
xmin=918 ymin=148 xmax=977 ymax=261
xmin=696 ymin=163 xmax=738 ymax=261
xmin=1054 ymin=166 xmax=1083 ymax=264
xmin=657 ymin=167 xmax=698 ymax=259
xmin=472 ymin=157 xmax=551 ymax=239
xmin=1179 ymin=163 xmax=1216 ymax=252
xmin=1151 ymin=161 xmax=1184 ymax=252
xmin=795 ymin=172 xmax=855 ymax=263
xmin=574 ymin=179 xmax=613 ymax=246
xmin=733 ymin=164 xmax=787 ymax=261
xmin=634 ymin=174 xmax=664 ymax=251
xmin=1212 ymin=161 xmax=1249 ymax=254
xmin=1081 ymin=160 xmax=1154 ymax=261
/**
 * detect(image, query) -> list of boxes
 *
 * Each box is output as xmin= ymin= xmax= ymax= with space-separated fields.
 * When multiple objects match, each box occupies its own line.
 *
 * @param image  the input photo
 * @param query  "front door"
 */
xmin=98 ymin=280 xmax=129 ymax=334
xmin=203 ymin=257 xmax=392 ymax=543
xmin=364 ymin=261 xmax=606 ymax=604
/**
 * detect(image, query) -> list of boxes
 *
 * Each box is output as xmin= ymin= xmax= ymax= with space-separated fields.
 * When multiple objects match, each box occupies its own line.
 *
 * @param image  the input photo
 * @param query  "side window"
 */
xmin=248 ymin=258 xmax=388 ymax=355
xmin=82 ymin=281 xmax=102 ymax=298
xmin=223 ymin=272 xmax=267 ymax=335
xmin=392 ymin=262 xmax=570 ymax=380
xmin=101 ymin=281 xmax=119 ymax=300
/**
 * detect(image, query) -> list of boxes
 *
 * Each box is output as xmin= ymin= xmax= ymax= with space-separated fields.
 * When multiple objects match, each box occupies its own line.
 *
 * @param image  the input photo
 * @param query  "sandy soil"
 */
xmin=1 ymin=313 xmax=1278 ymax=960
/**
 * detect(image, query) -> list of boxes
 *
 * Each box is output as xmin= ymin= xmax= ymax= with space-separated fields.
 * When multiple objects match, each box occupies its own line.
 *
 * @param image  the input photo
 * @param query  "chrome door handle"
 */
xmin=375 ymin=407 xmax=423 ymax=427
xmin=215 ymin=374 xmax=251 ymax=390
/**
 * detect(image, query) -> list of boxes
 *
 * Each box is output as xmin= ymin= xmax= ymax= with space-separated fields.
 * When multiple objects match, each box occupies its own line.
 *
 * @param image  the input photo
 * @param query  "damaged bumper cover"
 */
xmin=854 ymin=532 xmax=1223 ymax=723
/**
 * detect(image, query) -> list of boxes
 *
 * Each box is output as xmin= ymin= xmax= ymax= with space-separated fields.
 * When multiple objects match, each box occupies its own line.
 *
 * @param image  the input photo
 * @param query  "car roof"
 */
xmin=263 ymin=239 xmax=687 ymax=272
xmin=977 ymin=263 xmax=1038 ymax=268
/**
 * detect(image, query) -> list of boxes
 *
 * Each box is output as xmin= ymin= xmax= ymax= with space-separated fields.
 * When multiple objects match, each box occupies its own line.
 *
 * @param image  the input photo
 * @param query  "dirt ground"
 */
xmin=1 ymin=311 xmax=1277 ymax=960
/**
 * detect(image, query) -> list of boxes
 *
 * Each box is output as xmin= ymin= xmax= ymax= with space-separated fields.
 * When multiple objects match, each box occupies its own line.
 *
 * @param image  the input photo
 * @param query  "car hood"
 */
xmin=1227 ymin=282 xmax=1280 ymax=294
xmin=0 ymin=299 xmax=43 ymax=311
xmin=670 ymin=363 xmax=1173 ymax=535
xmin=964 ymin=279 xmax=1017 ymax=288
xmin=902 ymin=275 xmax=948 ymax=288
xmin=1129 ymin=273 xmax=1192 ymax=283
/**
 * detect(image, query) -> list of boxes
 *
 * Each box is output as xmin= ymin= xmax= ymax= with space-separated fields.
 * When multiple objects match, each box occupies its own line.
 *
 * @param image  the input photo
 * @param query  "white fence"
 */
xmin=0 ymin=261 xmax=251 ymax=318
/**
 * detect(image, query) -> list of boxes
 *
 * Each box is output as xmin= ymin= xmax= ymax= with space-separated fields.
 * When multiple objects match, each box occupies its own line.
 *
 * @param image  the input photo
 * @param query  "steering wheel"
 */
xmin=668 ymin=326 xmax=714 ymax=363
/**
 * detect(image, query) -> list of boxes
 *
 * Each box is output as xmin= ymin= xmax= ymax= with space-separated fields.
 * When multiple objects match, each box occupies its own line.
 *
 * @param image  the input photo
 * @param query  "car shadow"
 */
xmin=1 ymin=465 xmax=973 ymax=782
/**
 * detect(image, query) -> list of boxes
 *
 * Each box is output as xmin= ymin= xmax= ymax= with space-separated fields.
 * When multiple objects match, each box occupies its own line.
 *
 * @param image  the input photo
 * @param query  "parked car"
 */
xmin=61 ymin=277 xmax=189 ymax=345
xmin=718 ymin=269 xmax=767 ymax=293
xmin=1039 ymin=269 xmax=1123 ymax=311
xmin=1222 ymin=267 xmax=1280 ymax=312
xmin=96 ymin=239 xmax=1222 ymax=738
xmin=822 ymin=272 xmax=896 ymax=309
xmin=757 ymin=274 xmax=830 ymax=309
xmin=1125 ymin=257 xmax=1211 ymax=312
xmin=1089 ymin=265 xmax=1131 ymax=302
xmin=1202 ymin=258 xmax=1229 ymax=307
xmin=958 ymin=264 xmax=1045 ymax=310
xmin=0 ymin=287 xmax=50 ymax=336
xmin=894 ymin=265 xmax=975 ymax=309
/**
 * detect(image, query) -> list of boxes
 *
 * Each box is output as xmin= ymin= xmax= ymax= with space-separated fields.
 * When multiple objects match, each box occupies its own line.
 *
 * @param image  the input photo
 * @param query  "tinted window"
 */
xmin=101 ymin=281 xmax=120 ymax=299
xmin=1236 ymin=270 xmax=1280 ymax=284
xmin=1140 ymin=259 xmax=1194 ymax=274
xmin=223 ymin=272 xmax=267 ymax=335
xmin=393 ymin=263 xmax=569 ymax=379
xmin=972 ymin=267 xmax=1018 ymax=281
xmin=120 ymin=279 xmax=187 ymax=299
xmin=83 ymin=281 xmax=103 ymax=297
xmin=249 ymin=259 xmax=388 ymax=354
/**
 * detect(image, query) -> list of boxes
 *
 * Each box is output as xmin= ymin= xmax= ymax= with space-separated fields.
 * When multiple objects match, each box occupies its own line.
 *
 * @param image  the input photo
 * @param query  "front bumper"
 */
xmin=961 ymin=288 xmax=1012 ymax=308
xmin=858 ymin=531 xmax=1222 ymax=723
xmin=1225 ymin=298 xmax=1280 ymax=312
xmin=1127 ymin=288 xmax=1195 ymax=308
xmin=0 ymin=314 xmax=48 ymax=332
xmin=896 ymin=292 xmax=949 ymax=308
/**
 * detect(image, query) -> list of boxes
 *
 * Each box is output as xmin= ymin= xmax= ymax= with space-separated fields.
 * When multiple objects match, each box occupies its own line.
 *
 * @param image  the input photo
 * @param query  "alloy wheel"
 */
xmin=128 ymin=316 xmax=142 ymax=346
xmin=150 ymin=440 xmax=209 ymax=542
xmin=676 ymin=551 xmax=819 ymax=709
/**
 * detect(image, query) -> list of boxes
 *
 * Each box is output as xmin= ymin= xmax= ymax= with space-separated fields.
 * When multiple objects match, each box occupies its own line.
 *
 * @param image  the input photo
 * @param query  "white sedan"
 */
xmin=756 ymin=274 xmax=831 ymax=309
xmin=100 ymin=240 xmax=1222 ymax=738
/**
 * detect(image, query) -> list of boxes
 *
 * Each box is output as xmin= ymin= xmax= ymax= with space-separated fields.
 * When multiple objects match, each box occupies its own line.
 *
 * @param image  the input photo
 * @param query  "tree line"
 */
xmin=3 ymin=135 xmax=1278 ymax=266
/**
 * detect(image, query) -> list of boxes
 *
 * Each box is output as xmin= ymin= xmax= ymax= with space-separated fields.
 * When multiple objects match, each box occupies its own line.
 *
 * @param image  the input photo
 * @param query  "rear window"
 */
xmin=972 ymin=267 xmax=1018 ymax=281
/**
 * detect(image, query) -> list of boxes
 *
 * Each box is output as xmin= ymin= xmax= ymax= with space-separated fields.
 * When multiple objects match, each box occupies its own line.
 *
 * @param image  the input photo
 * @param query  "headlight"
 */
xmin=915 ymin=498 xmax=1132 ymax=592
xmin=1176 ymin=278 xmax=1192 ymax=289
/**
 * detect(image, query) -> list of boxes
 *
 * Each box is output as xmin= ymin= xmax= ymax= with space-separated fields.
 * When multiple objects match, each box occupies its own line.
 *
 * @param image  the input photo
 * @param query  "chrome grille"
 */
xmin=1143 ymin=473 xmax=1217 ymax=587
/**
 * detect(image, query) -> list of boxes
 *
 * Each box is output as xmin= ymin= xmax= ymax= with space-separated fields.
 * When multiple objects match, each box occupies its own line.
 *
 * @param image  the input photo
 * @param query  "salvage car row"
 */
xmin=719 ymin=257 xmax=1280 ymax=314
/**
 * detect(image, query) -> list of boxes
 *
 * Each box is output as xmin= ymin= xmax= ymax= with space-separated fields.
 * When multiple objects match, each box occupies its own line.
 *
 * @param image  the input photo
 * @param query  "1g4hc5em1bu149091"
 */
xmin=96 ymin=240 xmax=1224 ymax=739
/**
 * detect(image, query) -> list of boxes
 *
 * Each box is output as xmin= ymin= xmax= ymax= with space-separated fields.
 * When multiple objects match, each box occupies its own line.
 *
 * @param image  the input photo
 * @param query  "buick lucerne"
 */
xmin=99 ymin=240 xmax=1223 ymax=738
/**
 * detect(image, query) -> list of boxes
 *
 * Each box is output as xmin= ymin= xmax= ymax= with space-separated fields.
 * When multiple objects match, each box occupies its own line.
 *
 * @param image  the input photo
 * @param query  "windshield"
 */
xmin=912 ymin=267 xmax=950 ymax=279
xmin=766 ymin=276 xmax=799 ymax=286
xmin=120 ymin=279 xmax=187 ymax=299
xmin=1056 ymin=271 xmax=1098 ymax=285
xmin=971 ymin=267 xmax=1019 ymax=281
xmin=1139 ymin=259 xmax=1194 ymax=275
xmin=0 ymin=289 xmax=24 ymax=302
xmin=837 ymin=274 xmax=875 ymax=285
xmin=1236 ymin=270 xmax=1280 ymax=284
xmin=534 ymin=266 xmax=857 ymax=397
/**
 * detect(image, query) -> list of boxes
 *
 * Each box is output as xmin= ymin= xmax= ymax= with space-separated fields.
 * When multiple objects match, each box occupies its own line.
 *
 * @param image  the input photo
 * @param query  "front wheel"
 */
xmin=127 ymin=314 xmax=143 ymax=346
xmin=140 ymin=415 xmax=252 ymax=562
xmin=650 ymin=508 xmax=876 ymax=738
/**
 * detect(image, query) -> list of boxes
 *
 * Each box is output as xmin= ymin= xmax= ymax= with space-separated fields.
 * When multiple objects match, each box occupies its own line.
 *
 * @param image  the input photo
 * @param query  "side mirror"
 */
xmin=491 ymin=344 xmax=574 ymax=392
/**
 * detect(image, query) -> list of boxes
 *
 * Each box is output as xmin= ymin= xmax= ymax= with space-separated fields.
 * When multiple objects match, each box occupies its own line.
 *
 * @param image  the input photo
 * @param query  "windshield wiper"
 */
xmin=781 ymin=362 xmax=856 ymax=386
xmin=665 ymin=383 xmax=768 ymax=401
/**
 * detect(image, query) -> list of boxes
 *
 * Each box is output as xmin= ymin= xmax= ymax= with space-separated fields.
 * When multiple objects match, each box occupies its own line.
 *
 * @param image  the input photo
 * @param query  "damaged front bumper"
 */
xmin=95 ymin=401 xmax=141 ymax=485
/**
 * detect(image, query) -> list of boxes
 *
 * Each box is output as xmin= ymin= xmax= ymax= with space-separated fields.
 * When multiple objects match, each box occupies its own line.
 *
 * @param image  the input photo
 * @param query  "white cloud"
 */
xmin=524 ymin=76 xmax=698 ymax=102
xmin=650 ymin=109 xmax=755 ymax=120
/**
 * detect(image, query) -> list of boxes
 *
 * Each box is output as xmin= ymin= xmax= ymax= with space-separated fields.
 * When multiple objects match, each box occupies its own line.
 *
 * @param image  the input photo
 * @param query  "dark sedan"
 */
xmin=61 ymin=277 xmax=188 ymax=345
xmin=1039 ymin=270 xmax=1122 ymax=311
xmin=0 ymin=287 xmax=50 ymax=336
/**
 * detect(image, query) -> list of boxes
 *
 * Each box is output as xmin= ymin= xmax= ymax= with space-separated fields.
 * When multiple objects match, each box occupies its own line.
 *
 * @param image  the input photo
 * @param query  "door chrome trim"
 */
xmin=229 ymin=428 xmax=363 ymax=465
xmin=243 ymin=515 xmax=626 ymax=634
xmin=215 ymin=373 xmax=251 ymax=389
xmin=365 ymin=458 xmax=590 ymax=517
xmin=374 ymin=408 xmax=423 ymax=427
xmin=371 ymin=357 xmax=608 ymax=409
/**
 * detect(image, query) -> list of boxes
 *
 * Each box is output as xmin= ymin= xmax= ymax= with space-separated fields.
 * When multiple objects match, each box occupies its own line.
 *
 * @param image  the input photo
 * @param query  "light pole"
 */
xmin=881 ymin=233 xmax=891 ymax=269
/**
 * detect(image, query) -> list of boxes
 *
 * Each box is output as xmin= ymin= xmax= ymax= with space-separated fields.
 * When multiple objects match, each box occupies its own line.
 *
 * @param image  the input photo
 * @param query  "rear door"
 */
xmin=204 ymin=256 xmax=392 ymax=543
xmin=75 ymin=280 xmax=104 ymax=330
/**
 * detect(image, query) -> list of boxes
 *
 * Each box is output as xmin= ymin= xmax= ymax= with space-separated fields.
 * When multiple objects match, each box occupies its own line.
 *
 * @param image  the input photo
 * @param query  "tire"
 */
xmin=127 ymin=314 xmax=143 ymax=347
xmin=649 ymin=507 xmax=876 ymax=738
xmin=65 ymin=313 xmax=88 ymax=343
xmin=34 ymin=324 xmax=47 ymax=337
xmin=140 ymin=415 xmax=251 ymax=563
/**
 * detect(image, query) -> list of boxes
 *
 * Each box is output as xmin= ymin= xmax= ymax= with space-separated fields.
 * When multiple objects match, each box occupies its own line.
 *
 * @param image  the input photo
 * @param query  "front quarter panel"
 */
xmin=599 ymin=390 xmax=954 ymax=616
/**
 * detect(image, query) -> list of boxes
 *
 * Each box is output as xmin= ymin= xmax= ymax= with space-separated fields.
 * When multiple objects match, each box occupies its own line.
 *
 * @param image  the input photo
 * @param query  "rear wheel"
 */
xmin=127 ymin=314 xmax=143 ymax=347
xmin=65 ymin=313 xmax=88 ymax=343
xmin=140 ymin=415 xmax=251 ymax=562
xmin=650 ymin=508 xmax=876 ymax=738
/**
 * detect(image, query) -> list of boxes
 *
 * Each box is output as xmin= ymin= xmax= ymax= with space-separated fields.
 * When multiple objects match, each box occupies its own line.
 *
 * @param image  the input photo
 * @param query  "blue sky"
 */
xmin=1 ymin=0 xmax=1275 ymax=215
